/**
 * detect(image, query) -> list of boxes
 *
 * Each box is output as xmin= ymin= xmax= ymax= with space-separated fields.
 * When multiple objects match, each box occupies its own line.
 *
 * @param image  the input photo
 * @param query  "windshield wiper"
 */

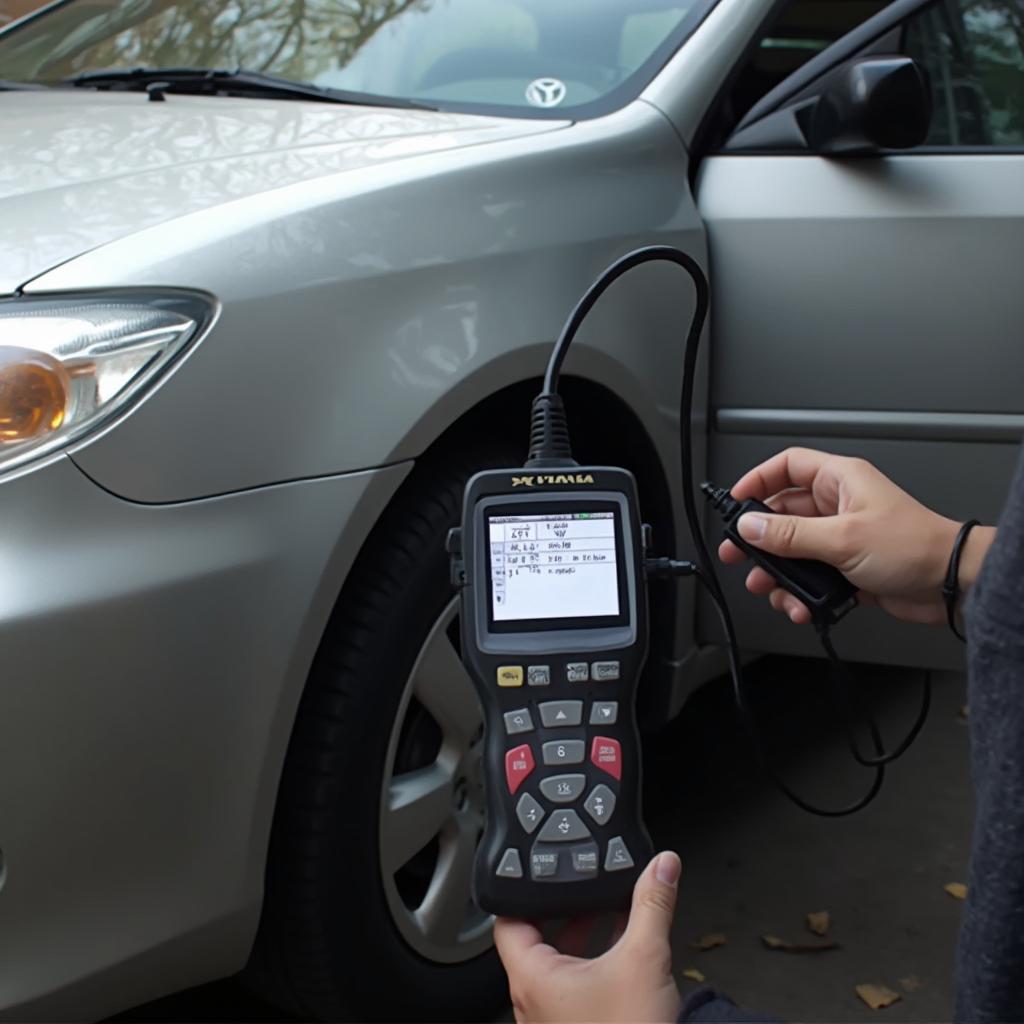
xmin=64 ymin=66 xmax=435 ymax=111
xmin=0 ymin=79 xmax=48 ymax=90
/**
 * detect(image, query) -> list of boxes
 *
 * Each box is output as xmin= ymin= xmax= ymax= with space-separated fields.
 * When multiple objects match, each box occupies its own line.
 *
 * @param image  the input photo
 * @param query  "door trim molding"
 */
xmin=715 ymin=408 xmax=1024 ymax=443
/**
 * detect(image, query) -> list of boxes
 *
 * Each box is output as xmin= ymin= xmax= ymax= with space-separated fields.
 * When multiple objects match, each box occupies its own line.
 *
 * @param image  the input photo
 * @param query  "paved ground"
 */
xmin=645 ymin=658 xmax=972 ymax=1023
xmin=118 ymin=656 xmax=972 ymax=1022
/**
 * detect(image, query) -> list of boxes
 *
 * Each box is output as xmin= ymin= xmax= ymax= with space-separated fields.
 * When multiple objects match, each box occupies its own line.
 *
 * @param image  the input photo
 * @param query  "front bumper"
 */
xmin=0 ymin=454 xmax=408 ymax=1019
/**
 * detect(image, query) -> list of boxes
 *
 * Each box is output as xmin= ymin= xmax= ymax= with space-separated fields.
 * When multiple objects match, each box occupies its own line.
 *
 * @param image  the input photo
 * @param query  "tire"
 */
xmin=248 ymin=443 xmax=519 ymax=1022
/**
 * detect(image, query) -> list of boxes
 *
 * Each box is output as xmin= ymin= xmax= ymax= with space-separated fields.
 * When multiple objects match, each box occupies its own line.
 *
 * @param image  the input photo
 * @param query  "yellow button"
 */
xmin=497 ymin=666 xmax=524 ymax=687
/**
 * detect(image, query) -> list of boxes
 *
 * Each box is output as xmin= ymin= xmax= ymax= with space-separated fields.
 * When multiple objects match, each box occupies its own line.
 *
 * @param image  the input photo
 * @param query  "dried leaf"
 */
xmin=806 ymin=911 xmax=830 ymax=936
xmin=761 ymin=933 xmax=839 ymax=953
xmin=690 ymin=932 xmax=728 ymax=952
xmin=900 ymin=976 xmax=923 ymax=993
xmin=856 ymin=984 xmax=902 ymax=1010
xmin=945 ymin=882 xmax=968 ymax=900
xmin=682 ymin=967 xmax=706 ymax=983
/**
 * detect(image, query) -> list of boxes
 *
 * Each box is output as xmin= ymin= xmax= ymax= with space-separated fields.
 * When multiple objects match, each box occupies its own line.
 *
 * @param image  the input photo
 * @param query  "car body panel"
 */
xmin=698 ymin=151 xmax=1024 ymax=668
xmin=26 ymin=102 xmax=701 ymax=507
xmin=3 ymin=95 xmax=714 ymax=1017
xmin=0 ymin=454 xmax=410 ymax=1019
xmin=0 ymin=90 xmax=566 ymax=294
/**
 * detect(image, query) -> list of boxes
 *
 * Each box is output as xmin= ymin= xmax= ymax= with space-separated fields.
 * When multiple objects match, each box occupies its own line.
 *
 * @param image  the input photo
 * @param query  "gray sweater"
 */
xmin=958 ymin=445 xmax=1024 ymax=1022
xmin=682 ymin=449 xmax=1024 ymax=1023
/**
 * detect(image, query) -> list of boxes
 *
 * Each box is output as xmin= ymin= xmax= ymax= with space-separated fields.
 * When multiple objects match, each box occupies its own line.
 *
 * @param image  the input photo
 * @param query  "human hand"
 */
xmin=718 ymin=447 xmax=993 ymax=626
xmin=493 ymin=851 xmax=683 ymax=1023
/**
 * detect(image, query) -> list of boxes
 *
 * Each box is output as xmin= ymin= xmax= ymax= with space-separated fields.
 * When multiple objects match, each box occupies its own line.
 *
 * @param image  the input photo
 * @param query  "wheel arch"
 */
xmin=245 ymin=370 xmax=677 ymax=1005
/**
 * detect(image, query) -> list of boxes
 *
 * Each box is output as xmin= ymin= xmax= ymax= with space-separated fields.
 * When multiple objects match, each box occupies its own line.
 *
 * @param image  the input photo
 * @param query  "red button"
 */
xmin=590 ymin=736 xmax=621 ymax=780
xmin=505 ymin=743 xmax=535 ymax=794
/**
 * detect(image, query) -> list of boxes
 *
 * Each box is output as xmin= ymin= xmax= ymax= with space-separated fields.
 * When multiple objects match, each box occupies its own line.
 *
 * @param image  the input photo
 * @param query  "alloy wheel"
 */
xmin=379 ymin=598 xmax=493 ymax=963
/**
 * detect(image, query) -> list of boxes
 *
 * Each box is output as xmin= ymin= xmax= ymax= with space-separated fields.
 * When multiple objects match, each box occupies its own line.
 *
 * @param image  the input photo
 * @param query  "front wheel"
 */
xmin=249 ymin=446 xmax=517 ymax=1021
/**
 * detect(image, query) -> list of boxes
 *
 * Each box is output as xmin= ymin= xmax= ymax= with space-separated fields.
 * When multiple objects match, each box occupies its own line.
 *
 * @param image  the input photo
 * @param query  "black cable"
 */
xmin=535 ymin=244 xmax=892 ymax=816
xmin=701 ymin=568 xmax=887 ymax=816
xmin=818 ymin=629 xmax=932 ymax=768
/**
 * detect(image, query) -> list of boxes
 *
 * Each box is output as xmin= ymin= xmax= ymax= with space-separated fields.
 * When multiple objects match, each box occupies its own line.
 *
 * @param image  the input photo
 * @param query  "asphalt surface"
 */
xmin=117 ymin=656 xmax=972 ymax=1022
xmin=645 ymin=658 xmax=972 ymax=1022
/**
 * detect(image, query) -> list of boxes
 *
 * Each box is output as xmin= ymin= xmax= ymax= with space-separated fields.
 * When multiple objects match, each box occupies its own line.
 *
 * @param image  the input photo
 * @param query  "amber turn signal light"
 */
xmin=0 ymin=346 xmax=71 ymax=444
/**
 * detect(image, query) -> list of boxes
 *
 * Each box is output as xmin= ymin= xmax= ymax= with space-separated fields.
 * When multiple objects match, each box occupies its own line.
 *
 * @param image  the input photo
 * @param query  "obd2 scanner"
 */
xmin=447 ymin=245 xmax=933 ymax=919
xmin=447 ymin=466 xmax=654 ymax=917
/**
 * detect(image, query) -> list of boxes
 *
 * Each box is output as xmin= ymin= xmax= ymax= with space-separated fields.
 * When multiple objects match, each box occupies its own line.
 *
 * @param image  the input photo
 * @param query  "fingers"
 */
xmin=769 ymin=586 xmax=812 ymax=624
xmin=765 ymin=488 xmax=821 ymax=518
xmin=493 ymin=917 xmax=550 ymax=973
xmin=719 ymin=490 xmax=819 ymax=567
xmin=731 ymin=448 xmax=836 ymax=503
xmin=719 ymin=538 xmax=746 ymax=564
xmin=745 ymin=566 xmax=776 ymax=594
xmin=735 ymin=508 xmax=853 ymax=567
xmin=621 ymin=851 xmax=681 ymax=956
xmin=746 ymin=567 xmax=812 ymax=623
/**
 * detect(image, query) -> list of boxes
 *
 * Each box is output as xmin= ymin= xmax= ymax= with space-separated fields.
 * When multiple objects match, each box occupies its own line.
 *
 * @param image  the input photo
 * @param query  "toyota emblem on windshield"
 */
xmin=525 ymin=77 xmax=567 ymax=108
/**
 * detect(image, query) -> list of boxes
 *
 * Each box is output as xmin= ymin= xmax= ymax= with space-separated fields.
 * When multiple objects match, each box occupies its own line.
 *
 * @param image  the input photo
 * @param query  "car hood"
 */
xmin=0 ymin=90 xmax=566 ymax=294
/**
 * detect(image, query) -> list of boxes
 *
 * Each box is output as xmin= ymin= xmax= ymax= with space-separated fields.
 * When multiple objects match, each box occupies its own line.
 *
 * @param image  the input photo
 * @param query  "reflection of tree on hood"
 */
xmin=74 ymin=0 xmax=431 ymax=82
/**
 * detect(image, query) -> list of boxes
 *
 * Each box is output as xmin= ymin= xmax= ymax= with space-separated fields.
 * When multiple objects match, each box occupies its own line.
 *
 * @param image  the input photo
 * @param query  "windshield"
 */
xmin=0 ymin=0 xmax=715 ymax=117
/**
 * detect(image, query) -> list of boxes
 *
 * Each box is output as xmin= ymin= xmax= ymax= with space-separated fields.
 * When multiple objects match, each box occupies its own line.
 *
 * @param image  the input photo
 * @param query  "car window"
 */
xmin=903 ymin=0 xmax=1024 ymax=146
xmin=0 ymin=0 xmax=716 ymax=118
xmin=725 ymin=0 xmax=895 ymax=127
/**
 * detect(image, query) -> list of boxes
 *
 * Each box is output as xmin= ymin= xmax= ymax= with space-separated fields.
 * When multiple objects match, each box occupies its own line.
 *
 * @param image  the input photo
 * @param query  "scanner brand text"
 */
xmin=511 ymin=474 xmax=596 ymax=487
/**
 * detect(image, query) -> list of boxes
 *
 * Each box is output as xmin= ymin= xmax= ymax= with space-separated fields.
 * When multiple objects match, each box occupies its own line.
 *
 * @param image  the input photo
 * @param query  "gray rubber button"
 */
xmin=530 ymin=850 xmax=559 ymax=878
xmin=583 ymin=784 xmax=616 ymax=825
xmin=539 ymin=700 xmax=583 ymax=727
xmin=590 ymin=701 xmax=618 ymax=725
xmin=591 ymin=661 xmax=620 ymax=681
xmin=571 ymin=843 xmax=599 ymax=874
xmin=496 ymin=848 xmax=523 ymax=878
xmin=566 ymin=662 xmax=589 ymax=682
xmin=503 ymin=708 xmax=534 ymax=735
xmin=515 ymin=792 xmax=545 ymax=834
xmin=605 ymin=836 xmax=634 ymax=871
xmin=537 ymin=809 xmax=592 ymax=843
xmin=527 ymin=665 xmax=551 ymax=686
xmin=542 ymin=740 xmax=585 ymax=766
xmin=539 ymin=774 xmax=586 ymax=803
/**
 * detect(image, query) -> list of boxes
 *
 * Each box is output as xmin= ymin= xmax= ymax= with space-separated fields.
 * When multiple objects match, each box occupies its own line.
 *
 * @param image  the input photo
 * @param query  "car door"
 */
xmin=695 ymin=0 xmax=1024 ymax=670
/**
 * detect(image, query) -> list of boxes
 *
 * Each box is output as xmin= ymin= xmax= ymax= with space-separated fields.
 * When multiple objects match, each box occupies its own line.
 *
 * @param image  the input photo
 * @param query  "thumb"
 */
xmin=621 ymin=851 xmax=681 ymax=954
xmin=737 ymin=509 xmax=848 ymax=565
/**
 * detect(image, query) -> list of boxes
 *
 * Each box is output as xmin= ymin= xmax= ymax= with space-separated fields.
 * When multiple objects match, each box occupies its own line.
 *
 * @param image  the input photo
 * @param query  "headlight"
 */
xmin=0 ymin=292 xmax=214 ymax=475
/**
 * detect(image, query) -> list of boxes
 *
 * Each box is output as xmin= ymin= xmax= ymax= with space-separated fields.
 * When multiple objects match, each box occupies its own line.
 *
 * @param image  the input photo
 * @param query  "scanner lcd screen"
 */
xmin=488 ymin=511 xmax=620 ymax=622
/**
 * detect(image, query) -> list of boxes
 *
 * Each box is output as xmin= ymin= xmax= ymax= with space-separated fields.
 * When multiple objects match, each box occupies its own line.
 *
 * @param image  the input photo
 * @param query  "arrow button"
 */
xmin=589 ymin=701 xmax=618 ymax=725
xmin=537 ymin=809 xmax=591 ymax=843
xmin=584 ymin=783 xmax=617 ymax=825
xmin=539 ymin=701 xmax=583 ymax=727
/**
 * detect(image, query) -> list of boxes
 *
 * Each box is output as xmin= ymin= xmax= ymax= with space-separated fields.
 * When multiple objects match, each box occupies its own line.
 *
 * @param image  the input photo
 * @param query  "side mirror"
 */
xmin=805 ymin=56 xmax=932 ymax=154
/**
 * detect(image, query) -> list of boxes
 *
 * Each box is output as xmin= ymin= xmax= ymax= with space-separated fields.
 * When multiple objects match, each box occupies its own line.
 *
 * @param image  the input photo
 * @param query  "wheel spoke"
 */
xmin=414 ymin=818 xmax=477 ymax=947
xmin=412 ymin=622 xmax=481 ymax=747
xmin=382 ymin=763 xmax=453 ymax=874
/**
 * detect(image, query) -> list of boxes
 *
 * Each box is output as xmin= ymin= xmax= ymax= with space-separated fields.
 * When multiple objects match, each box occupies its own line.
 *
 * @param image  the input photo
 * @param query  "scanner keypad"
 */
xmin=496 ymin=657 xmax=630 ymax=883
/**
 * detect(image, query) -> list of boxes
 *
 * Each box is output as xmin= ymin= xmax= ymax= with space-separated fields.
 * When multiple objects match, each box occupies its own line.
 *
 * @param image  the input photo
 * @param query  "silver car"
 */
xmin=1 ymin=0 xmax=1021 ymax=1018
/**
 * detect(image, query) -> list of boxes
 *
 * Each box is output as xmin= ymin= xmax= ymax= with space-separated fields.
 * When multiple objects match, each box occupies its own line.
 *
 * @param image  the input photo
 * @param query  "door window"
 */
xmin=904 ymin=0 xmax=1024 ymax=146
xmin=724 ymin=0 xmax=894 ymax=127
